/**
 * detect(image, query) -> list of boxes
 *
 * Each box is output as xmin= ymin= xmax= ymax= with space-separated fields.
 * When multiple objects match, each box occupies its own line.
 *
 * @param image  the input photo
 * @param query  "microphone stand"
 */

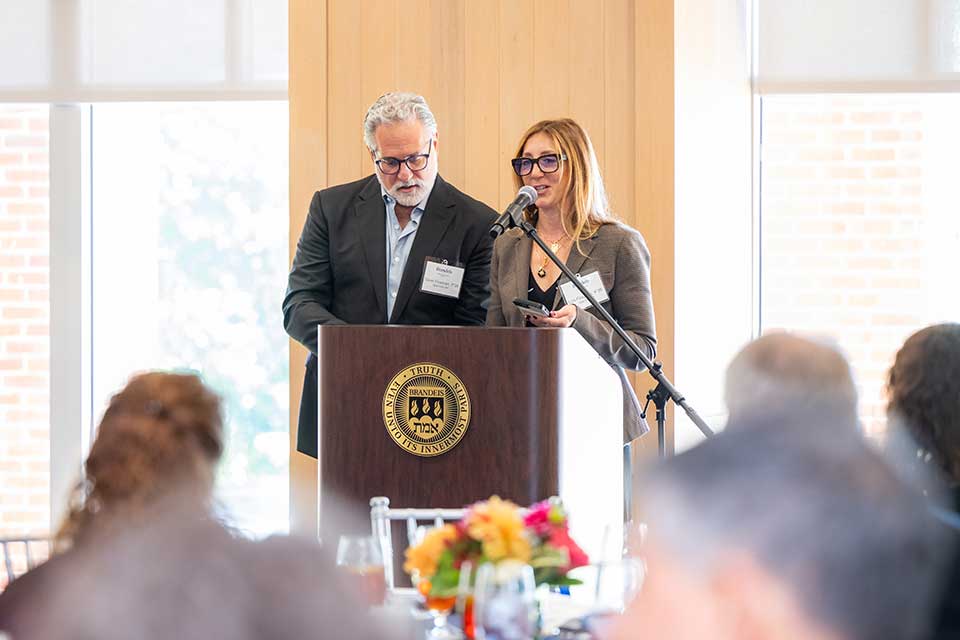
xmin=513 ymin=218 xmax=714 ymax=457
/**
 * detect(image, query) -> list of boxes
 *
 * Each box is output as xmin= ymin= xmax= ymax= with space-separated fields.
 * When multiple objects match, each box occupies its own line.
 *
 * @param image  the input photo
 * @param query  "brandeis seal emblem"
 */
xmin=382 ymin=362 xmax=471 ymax=457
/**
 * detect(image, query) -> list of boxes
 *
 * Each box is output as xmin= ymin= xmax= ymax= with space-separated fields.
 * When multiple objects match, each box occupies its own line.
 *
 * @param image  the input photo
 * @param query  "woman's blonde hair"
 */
xmin=512 ymin=118 xmax=613 ymax=246
xmin=55 ymin=371 xmax=224 ymax=550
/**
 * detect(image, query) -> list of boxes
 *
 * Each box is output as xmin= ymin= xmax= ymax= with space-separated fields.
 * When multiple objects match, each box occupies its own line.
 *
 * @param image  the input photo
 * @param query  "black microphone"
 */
xmin=489 ymin=186 xmax=538 ymax=238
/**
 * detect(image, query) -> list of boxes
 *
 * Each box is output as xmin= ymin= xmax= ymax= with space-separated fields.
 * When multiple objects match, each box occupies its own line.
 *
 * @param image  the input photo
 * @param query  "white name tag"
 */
xmin=559 ymin=271 xmax=610 ymax=309
xmin=420 ymin=257 xmax=465 ymax=298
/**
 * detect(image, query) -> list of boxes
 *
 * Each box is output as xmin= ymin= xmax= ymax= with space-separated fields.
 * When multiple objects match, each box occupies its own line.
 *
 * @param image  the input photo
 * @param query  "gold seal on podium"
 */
xmin=382 ymin=362 xmax=471 ymax=457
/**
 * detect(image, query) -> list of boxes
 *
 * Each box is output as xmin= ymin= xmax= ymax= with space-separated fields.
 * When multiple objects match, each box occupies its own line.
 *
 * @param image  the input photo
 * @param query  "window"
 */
xmin=90 ymin=102 xmax=289 ymax=535
xmin=0 ymin=104 xmax=50 ymax=584
xmin=760 ymin=94 xmax=960 ymax=437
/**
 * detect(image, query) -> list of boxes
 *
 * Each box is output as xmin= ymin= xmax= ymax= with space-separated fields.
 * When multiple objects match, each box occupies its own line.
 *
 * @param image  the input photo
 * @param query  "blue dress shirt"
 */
xmin=383 ymin=183 xmax=433 ymax=320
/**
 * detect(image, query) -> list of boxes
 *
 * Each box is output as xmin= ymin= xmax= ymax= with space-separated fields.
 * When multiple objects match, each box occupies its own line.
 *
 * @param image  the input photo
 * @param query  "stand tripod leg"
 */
xmin=657 ymin=406 xmax=666 ymax=458
xmin=646 ymin=381 xmax=671 ymax=459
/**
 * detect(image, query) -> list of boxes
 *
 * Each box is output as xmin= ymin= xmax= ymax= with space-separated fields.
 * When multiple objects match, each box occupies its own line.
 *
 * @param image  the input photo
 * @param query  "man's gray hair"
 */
xmin=643 ymin=421 xmax=950 ymax=640
xmin=363 ymin=92 xmax=438 ymax=153
xmin=724 ymin=331 xmax=858 ymax=426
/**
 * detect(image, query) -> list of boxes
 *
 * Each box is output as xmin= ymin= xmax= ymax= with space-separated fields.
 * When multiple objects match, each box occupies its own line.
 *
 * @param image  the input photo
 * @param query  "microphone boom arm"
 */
xmin=516 ymin=218 xmax=714 ymax=455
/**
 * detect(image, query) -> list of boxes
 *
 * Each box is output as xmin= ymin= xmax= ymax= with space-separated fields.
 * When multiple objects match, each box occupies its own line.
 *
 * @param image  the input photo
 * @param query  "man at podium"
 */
xmin=283 ymin=92 xmax=496 ymax=458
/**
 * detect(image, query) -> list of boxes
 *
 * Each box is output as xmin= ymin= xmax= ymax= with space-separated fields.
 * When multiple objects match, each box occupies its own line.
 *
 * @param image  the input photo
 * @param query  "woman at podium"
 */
xmin=486 ymin=118 xmax=657 ymax=445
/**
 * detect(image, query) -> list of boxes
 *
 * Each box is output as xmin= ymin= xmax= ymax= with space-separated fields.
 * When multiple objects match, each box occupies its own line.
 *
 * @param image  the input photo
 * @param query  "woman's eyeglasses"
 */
xmin=511 ymin=153 xmax=567 ymax=177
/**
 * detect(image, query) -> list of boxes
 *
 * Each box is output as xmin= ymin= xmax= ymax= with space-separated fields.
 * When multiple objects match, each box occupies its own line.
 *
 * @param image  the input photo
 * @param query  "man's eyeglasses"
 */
xmin=375 ymin=140 xmax=432 ymax=175
xmin=511 ymin=153 xmax=567 ymax=177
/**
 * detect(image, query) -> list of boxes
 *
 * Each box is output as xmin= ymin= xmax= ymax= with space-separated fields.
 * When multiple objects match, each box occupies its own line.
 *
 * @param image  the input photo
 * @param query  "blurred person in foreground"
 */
xmin=0 ymin=372 xmax=399 ymax=639
xmin=608 ymin=417 xmax=949 ymax=640
xmin=723 ymin=331 xmax=859 ymax=428
xmin=887 ymin=323 xmax=960 ymax=510
xmin=0 ymin=371 xmax=226 ymax=632
xmin=0 ymin=506 xmax=395 ymax=640
xmin=886 ymin=322 xmax=960 ymax=638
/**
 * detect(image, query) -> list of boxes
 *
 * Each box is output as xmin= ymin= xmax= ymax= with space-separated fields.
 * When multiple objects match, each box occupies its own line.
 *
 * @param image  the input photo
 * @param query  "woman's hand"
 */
xmin=527 ymin=304 xmax=578 ymax=328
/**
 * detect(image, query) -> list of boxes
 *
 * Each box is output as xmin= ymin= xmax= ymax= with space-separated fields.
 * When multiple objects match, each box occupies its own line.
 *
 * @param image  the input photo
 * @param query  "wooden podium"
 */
xmin=314 ymin=325 xmax=623 ymax=563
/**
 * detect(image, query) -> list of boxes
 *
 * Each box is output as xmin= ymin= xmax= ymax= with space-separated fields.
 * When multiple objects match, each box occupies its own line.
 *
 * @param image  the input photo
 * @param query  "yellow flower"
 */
xmin=465 ymin=496 xmax=531 ymax=563
xmin=404 ymin=524 xmax=459 ymax=577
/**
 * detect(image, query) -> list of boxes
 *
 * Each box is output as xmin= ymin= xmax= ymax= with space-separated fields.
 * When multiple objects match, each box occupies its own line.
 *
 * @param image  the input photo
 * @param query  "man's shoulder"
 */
xmin=315 ymin=175 xmax=378 ymax=209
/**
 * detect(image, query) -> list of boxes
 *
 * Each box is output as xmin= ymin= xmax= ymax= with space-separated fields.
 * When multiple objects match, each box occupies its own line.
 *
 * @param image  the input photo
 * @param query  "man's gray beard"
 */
xmin=376 ymin=174 xmax=427 ymax=207
xmin=391 ymin=183 xmax=425 ymax=207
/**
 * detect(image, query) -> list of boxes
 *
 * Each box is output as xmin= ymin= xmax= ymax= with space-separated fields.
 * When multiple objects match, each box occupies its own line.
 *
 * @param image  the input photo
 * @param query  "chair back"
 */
xmin=369 ymin=496 xmax=465 ymax=593
xmin=1 ymin=535 xmax=50 ymax=589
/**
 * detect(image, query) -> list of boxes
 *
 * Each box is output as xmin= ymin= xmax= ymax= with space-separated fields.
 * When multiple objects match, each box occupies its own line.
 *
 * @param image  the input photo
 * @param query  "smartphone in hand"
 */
xmin=512 ymin=297 xmax=550 ymax=318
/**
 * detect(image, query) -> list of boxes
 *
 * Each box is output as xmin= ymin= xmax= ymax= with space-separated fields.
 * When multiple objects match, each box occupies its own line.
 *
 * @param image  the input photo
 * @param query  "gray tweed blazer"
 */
xmin=486 ymin=222 xmax=658 ymax=442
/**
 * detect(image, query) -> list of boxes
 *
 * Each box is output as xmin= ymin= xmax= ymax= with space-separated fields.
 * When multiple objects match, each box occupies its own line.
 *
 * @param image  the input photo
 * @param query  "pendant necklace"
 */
xmin=536 ymin=234 xmax=567 ymax=279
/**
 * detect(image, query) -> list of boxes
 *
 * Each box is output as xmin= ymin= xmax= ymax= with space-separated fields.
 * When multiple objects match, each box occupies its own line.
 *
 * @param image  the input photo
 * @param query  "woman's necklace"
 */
xmin=536 ymin=232 xmax=568 ymax=279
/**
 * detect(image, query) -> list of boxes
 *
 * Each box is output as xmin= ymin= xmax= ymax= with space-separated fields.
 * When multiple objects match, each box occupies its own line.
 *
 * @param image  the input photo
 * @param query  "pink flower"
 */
xmin=549 ymin=527 xmax=589 ymax=570
xmin=524 ymin=499 xmax=569 ymax=537
xmin=523 ymin=501 xmax=554 ymax=536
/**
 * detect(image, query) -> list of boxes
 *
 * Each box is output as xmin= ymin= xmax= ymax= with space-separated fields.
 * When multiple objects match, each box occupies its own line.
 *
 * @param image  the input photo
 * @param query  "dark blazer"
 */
xmin=486 ymin=222 xmax=657 ymax=442
xmin=283 ymin=174 xmax=496 ymax=457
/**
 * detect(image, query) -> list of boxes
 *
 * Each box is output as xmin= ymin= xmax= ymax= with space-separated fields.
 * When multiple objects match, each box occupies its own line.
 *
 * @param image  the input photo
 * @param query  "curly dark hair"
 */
xmin=55 ymin=372 xmax=224 ymax=550
xmin=887 ymin=323 xmax=960 ymax=485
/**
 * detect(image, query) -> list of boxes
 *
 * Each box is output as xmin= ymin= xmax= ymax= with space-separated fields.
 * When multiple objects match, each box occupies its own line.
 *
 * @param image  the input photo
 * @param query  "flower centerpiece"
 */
xmin=404 ymin=496 xmax=589 ymax=597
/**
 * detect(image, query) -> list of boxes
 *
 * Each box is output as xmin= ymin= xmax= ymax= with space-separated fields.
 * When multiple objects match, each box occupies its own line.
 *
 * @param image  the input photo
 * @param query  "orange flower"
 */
xmin=465 ymin=496 xmax=531 ymax=562
xmin=403 ymin=524 xmax=459 ymax=577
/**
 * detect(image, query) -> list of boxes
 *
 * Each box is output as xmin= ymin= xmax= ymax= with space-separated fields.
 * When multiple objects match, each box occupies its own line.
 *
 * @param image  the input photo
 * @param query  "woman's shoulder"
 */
xmin=591 ymin=220 xmax=649 ymax=248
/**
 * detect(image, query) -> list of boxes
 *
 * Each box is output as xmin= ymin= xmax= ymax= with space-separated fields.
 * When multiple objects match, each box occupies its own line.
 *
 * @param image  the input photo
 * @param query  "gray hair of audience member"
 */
xmin=724 ymin=332 xmax=858 ymax=425
xmin=641 ymin=421 xmax=949 ymax=640
xmin=362 ymin=92 xmax=438 ymax=154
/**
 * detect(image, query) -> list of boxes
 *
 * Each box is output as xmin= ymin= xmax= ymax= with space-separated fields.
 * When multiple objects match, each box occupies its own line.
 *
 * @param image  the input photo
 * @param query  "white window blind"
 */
xmin=756 ymin=0 xmax=960 ymax=93
xmin=0 ymin=0 xmax=287 ymax=102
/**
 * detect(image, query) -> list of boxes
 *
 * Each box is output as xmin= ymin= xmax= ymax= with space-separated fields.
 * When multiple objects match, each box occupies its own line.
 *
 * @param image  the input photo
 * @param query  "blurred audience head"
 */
xmin=887 ymin=323 xmax=960 ymax=487
xmin=724 ymin=331 xmax=858 ymax=427
xmin=611 ymin=420 xmax=948 ymax=640
xmin=55 ymin=371 xmax=224 ymax=550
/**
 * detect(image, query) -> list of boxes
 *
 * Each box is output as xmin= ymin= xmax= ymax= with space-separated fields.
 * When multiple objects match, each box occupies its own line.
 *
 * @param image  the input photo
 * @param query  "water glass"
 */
xmin=335 ymin=534 xmax=387 ymax=606
xmin=589 ymin=558 xmax=645 ymax=614
xmin=473 ymin=562 xmax=538 ymax=640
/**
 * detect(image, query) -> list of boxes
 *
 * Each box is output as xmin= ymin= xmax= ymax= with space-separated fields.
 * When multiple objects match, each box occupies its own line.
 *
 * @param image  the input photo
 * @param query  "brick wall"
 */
xmin=0 ymin=105 xmax=50 ymax=585
xmin=761 ymin=95 xmax=943 ymax=438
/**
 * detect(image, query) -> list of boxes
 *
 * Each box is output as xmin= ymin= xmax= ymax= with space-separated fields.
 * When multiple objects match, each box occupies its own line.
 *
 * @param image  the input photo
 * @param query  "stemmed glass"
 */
xmin=410 ymin=527 xmax=462 ymax=639
xmin=472 ymin=561 xmax=538 ymax=640
xmin=591 ymin=557 xmax=645 ymax=614
xmin=335 ymin=534 xmax=387 ymax=607
xmin=412 ymin=570 xmax=461 ymax=639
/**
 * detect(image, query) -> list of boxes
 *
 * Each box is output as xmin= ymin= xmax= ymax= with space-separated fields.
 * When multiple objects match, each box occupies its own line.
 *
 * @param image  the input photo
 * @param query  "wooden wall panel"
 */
xmin=326 ymin=0 xmax=363 ymax=185
xmin=498 ymin=0 xmax=536 ymax=206
xmin=533 ymin=0 xmax=571 ymax=119
xmin=290 ymin=0 xmax=677 ymax=534
xmin=463 ymin=1 xmax=501 ymax=207
xmin=431 ymin=0 xmax=467 ymax=188
xmin=602 ymin=0 xmax=636 ymax=227
xmin=397 ymin=1 xmax=432 ymax=103
xmin=568 ymin=1 xmax=606 ymax=168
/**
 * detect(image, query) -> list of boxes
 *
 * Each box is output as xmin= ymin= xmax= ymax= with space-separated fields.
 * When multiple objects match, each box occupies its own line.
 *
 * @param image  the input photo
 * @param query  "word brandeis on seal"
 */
xmin=382 ymin=362 xmax=471 ymax=457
